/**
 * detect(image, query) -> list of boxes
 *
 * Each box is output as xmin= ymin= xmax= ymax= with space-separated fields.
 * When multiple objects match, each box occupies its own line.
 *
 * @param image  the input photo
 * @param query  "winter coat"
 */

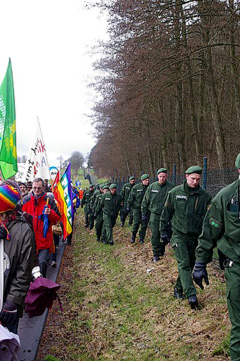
xmin=22 ymin=192 xmax=61 ymax=250
xmin=4 ymin=213 xmax=35 ymax=315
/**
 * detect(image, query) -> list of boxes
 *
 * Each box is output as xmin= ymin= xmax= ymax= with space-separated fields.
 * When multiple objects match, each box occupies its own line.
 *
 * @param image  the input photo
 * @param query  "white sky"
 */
xmin=0 ymin=0 xmax=108 ymax=167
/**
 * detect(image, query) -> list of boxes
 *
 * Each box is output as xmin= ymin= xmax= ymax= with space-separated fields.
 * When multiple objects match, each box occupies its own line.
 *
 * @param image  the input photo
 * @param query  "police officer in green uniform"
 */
xmin=100 ymin=183 xmax=122 ymax=245
xmin=193 ymin=154 xmax=240 ymax=360
xmin=142 ymin=168 xmax=174 ymax=262
xmin=160 ymin=166 xmax=212 ymax=308
xmin=94 ymin=185 xmax=109 ymax=242
xmin=120 ymin=176 xmax=135 ymax=227
xmin=127 ymin=174 xmax=150 ymax=244
xmin=81 ymin=184 xmax=95 ymax=228
xmin=89 ymin=185 xmax=101 ymax=230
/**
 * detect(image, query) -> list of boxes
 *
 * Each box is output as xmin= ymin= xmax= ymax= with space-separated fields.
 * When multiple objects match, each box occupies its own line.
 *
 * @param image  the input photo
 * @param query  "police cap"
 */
xmin=157 ymin=168 xmax=167 ymax=174
xmin=109 ymin=183 xmax=117 ymax=190
xmin=141 ymin=174 xmax=150 ymax=181
xmin=185 ymin=166 xmax=202 ymax=175
xmin=235 ymin=154 xmax=240 ymax=169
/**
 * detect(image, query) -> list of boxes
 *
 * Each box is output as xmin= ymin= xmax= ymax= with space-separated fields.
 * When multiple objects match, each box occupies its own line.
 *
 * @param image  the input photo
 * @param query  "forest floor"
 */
xmin=36 ymin=210 xmax=231 ymax=361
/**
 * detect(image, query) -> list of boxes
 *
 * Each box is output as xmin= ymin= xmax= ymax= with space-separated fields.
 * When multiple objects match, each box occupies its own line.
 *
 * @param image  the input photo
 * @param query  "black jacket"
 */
xmin=3 ymin=213 xmax=35 ymax=315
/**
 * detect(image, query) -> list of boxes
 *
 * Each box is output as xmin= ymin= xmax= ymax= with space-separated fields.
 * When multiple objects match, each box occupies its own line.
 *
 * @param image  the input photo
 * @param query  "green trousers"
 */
xmin=102 ymin=214 xmax=116 ymax=244
xmin=95 ymin=213 xmax=103 ymax=240
xmin=149 ymin=212 xmax=165 ymax=257
xmin=132 ymin=209 xmax=148 ymax=240
xmin=171 ymin=232 xmax=198 ymax=298
xmin=120 ymin=206 xmax=133 ymax=225
xmin=224 ymin=262 xmax=240 ymax=361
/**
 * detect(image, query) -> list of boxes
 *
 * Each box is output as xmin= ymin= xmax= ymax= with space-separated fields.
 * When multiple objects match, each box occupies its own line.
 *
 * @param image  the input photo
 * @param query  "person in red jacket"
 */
xmin=22 ymin=177 xmax=61 ymax=277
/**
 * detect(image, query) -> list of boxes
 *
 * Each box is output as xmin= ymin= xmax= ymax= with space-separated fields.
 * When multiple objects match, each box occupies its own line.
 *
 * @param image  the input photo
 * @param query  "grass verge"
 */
xmin=37 ymin=210 xmax=230 ymax=361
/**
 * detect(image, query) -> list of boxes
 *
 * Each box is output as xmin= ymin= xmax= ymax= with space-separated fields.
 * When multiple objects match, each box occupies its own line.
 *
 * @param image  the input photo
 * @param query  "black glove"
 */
xmin=0 ymin=300 xmax=18 ymax=325
xmin=141 ymin=214 xmax=148 ymax=225
xmin=193 ymin=262 xmax=209 ymax=290
xmin=161 ymin=234 xmax=170 ymax=245
xmin=0 ymin=225 xmax=8 ymax=240
xmin=93 ymin=212 xmax=97 ymax=219
xmin=218 ymin=249 xmax=228 ymax=270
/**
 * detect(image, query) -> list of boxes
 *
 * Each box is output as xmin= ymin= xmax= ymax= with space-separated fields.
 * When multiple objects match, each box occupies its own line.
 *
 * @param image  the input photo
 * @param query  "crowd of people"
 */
xmin=81 ymin=155 xmax=240 ymax=361
xmin=0 ymin=177 xmax=81 ymax=338
xmin=2 ymin=156 xmax=240 ymax=360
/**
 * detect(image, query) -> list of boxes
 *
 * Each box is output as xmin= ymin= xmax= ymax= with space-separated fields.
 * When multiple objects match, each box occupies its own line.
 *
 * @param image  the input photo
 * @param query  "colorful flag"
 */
xmin=52 ymin=170 xmax=60 ymax=191
xmin=53 ymin=164 xmax=72 ymax=239
xmin=0 ymin=59 xmax=17 ymax=179
xmin=23 ymin=117 xmax=50 ymax=182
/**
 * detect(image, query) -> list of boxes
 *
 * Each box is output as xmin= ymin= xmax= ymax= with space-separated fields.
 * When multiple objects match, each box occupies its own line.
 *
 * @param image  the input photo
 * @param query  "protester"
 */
xmin=19 ymin=182 xmax=28 ymax=197
xmin=44 ymin=179 xmax=52 ymax=193
xmin=22 ymin=178 xmax=61 ymax=277
xmin=0 ymin=180 xmax=35 ymax=334
xmin=66 ymin=186 xmax=80 ymax=245
xmin=26 ymin=181 xmax=33 ymax=193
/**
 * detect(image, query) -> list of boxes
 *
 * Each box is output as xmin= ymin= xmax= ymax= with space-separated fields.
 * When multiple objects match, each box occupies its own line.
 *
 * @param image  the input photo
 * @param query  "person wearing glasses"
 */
xmin=22 ymin=178 xmax=61 ymax=277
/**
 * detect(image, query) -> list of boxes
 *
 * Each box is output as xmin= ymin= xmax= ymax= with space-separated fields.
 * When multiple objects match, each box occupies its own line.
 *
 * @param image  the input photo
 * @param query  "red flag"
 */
xmin=52 ymin=170 xmax=60 ymax=191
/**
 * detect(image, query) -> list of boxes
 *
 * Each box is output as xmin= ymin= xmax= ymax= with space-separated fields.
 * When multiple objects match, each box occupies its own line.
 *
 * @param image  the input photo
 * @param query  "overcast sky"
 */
xmin=0 ymin=0 xmax=108 ymax=167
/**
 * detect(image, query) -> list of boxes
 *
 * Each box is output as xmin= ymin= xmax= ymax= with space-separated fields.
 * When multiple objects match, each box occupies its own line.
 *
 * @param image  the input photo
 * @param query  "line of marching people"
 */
xmin=82 ymin=157 xmax=240 ymax=361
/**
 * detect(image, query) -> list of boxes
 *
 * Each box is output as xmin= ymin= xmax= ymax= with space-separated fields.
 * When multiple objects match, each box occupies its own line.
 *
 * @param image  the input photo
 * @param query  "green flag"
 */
xmin=0 ymin=59 xmax=17 ymax=179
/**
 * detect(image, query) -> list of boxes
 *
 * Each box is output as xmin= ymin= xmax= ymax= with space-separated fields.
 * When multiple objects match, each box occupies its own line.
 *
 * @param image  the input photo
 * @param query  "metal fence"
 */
xmin=110 ymin=158 xmax=238 ymax=197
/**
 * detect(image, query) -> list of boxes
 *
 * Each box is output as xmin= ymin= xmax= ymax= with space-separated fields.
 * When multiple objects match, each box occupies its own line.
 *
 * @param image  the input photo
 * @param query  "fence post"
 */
xmin=203 ymin=157 xmax=207 ymax=190
xmin=173 ymin=164 xmax=176 ymax=185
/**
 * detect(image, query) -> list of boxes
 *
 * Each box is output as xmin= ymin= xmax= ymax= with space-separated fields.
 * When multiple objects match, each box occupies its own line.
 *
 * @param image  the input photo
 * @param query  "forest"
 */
xmin=88 ymin=0 xmax=240 ymax=178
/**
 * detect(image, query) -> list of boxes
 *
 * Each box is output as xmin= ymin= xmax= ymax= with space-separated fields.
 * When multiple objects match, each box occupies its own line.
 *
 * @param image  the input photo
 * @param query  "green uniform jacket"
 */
xmin=160 ymin=180 xmax=212 ymax=236
xmin=141 ymin=180 xmax=175 ymax=216
xmin=196 ymin=179 xmax=240 ymax=264
xmin=90 ymin=189 xmax=100 ymax=212
xmin=121 ymin=182 xmax=134 ymax=205
xmin=94 ymin=192 xmax=104 ymax=215
xmin=101 ymin=191 xmax=122 ymax=219
xmin=127 ymin=182 xmax=149 ymax=210
xmin=81 ymin=188 xmax=95 ymax=210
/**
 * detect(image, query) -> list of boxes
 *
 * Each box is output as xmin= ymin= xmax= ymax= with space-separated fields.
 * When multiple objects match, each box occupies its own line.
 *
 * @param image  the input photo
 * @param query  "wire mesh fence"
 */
xmin=111 ymin=167 xmax=238 ymax=197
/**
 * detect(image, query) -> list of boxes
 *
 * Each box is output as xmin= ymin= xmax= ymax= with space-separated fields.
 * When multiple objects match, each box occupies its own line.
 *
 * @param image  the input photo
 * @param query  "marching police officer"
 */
xmin=100 ymin=184 xmax=122 ymax=245
xmin=127 ymin=174 xmax=150 ymax=244
xmin=160 ymin=166 xmax=212 ymax=308
xmin=120 ymin=176 xmax=135 ymax=227
xmin=81 ymin=184 xmax=95 ymax=228
xmin=142 ymin=168 xmax=174 ymax=262
xmin=193 ymin=154 xmax=240 ymax=360
xmin=93 ymin=185 xmax=109 ymax=242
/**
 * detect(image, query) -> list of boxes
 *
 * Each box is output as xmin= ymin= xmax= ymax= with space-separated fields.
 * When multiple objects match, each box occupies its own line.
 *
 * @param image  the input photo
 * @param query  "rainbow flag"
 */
xmin=53 ymin=164 xmax=72 ymax=239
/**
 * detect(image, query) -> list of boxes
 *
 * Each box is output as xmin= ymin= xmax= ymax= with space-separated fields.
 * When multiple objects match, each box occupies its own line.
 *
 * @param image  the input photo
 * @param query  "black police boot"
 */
xmin=121 ymin=220 xmax=124 ymax=227
xmin=174 ymin=287 xmax=183 ymax=299
xmin=131 ymin=236 xmax=135 ymax=243
xmin=188 ymin=295 xmax=198 ymax=309
xmin=109 ymin=240 xmax=114 ymax=245
xmin=153 ymin=255 xmax=160 ymax=263
xmin=139 ymin=239 xmax=144 ymax=244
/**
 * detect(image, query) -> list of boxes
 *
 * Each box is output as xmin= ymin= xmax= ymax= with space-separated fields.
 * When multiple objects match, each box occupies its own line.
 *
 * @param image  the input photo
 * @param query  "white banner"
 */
xmin=22 ymin=118 xmax=50 ymax=182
